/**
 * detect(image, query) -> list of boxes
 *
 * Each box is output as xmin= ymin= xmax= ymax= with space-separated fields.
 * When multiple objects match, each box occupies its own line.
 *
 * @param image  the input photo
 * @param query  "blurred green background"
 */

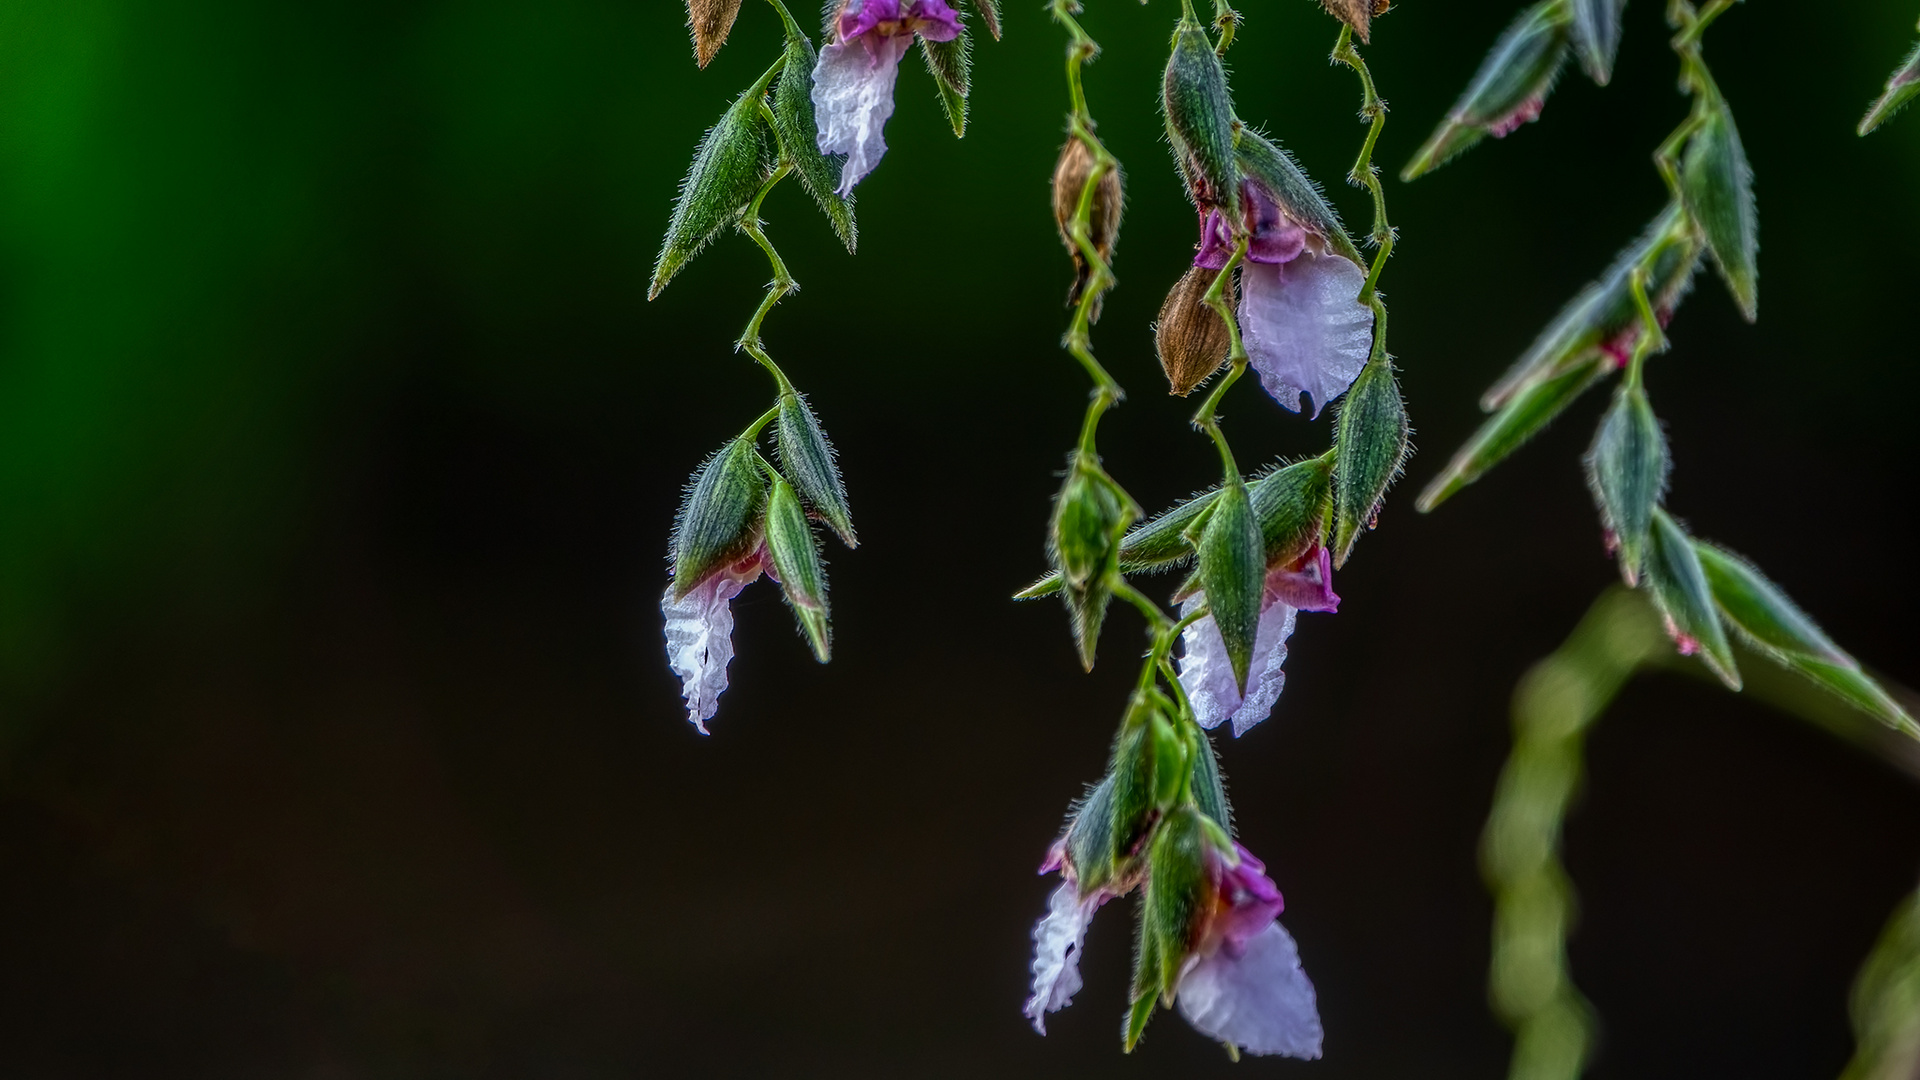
xmin=1 ymin=0 xmax=1917 ymax=1075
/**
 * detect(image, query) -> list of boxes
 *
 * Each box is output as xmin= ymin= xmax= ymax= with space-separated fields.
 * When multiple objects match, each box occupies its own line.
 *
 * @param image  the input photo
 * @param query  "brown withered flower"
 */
xmin=1051 ymin=137 xmax=1124 ymax=317
xmin=1321 ymin=0 xmax=1390 ymax=44
xmin=688 ymin=0 xmax=746 ymax=68
xmin=1155 ymin=265 xmax=1235 ymax=396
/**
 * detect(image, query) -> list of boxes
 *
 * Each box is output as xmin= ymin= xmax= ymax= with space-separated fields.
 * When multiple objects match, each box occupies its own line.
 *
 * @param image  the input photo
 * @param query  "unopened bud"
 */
xmin=1051 ymin=460 xmax=1128 ymax=589
xmin=1319 ymin=0 xmax=1390 ymax=44
xmin=1162 ymin=21 xmax=1240 ymax=217
xmin=687 ymin=0 xmax=745 ymax=68
xmin=1052 ymin=137 xmax=1124 ymax=313
xmin=1155 ymin=265 xmax=1234 ymax=396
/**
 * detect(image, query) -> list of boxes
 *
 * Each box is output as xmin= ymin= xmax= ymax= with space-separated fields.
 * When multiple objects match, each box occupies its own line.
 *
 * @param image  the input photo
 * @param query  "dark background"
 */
xmin=1 ymin=0 xmax=1916 ymax=1076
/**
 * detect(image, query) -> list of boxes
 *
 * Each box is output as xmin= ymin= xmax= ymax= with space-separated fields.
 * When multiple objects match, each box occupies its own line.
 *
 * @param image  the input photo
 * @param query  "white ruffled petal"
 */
xmin=811 ymin=33 xmax=913 ymax=194
xmin=1176 ymin=921 xmax=1323 ymax=1059
xmin=1177 ymin=598 xmax=1298 ymax=738
xmin=662 ymin=563 xmax=762 ymax=733
xmin=1240 ymin=252 xmax=1373 ymax=418
xmin=1023 ymin=881 xmax=1100 ymax=1034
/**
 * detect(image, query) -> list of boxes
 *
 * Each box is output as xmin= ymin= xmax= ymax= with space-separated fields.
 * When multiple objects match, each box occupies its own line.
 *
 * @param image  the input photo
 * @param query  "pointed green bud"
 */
xmin=773 ymin=26 xmax=858 ymax=252
xmin=774 ymin=392 xmax=856 ymax=547
xmin=1585 ymin=383 xmax=1668 ymax=584
xmin=1189 ymin=728 xmax=1232 ymax=834
xmin=764 ymin=476 xmax=831 ymax=661
xmin=1162 ymin=19 xmax=1240 ymax=217
xmin=1125 ymin=928 xmax=1161 ymax=1051
xmin=1253 ymin=456 xmax=1334 ymax=570
xmin=922 ymin=23 xmax=971 ymax=137
xmin=1142 ymin=806 xmax=1208 ymax=998
xmin=1065 ymin=776 xmax=1119 ymax=894
xmin=1482 ymin=206 xmax=1698 ymax=411
xmin=1693 ymin=542 xmax=1848 ymax=666
xmin=1017 ymin=456 xmax=1331 ymax=600
xmin=651 ymin=79 xmax=775 ymax=299
xmin=1418 ymin=353 xmax=1611 ymax=512
xmin=1567 ymin=0 xmax=1625 ymax=86
xmin=670 ymin=439 xmax=767 ymax=599
xmin=1108 ymin=695 xmax=1165 ymax=866
xmin=1051 ymin=458 xmax=1131 ymax=590
xmin=1198 ymin=478 xmax=1265 ymax=694
xmin=1644 ymin=510 xmax=1739 ymax=689
xmin=1681 ymin=100 xmax=1758 ymax=321
xmin=1332 ymin=359 xmax=1410 ymax=567
xmin=1859 ymin=37 xmax=1920 ymax=136
xmin=1150 ymin=711 xmax=1189 ymax=812
xmin=1402 ymin=0 xmax=1571 ymax=181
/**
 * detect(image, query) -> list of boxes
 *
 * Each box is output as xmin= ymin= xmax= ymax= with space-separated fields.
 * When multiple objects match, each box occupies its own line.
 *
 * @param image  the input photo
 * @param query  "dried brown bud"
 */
xmin=1155 ymin=265 xmax=1235 ymax=397
xmin=1051 ymin=137 xmax=1124 ymax=316
xmin=1320 ymin=0 xmax=1390 ymax=43
xmin=688 ymin=0 xmax=745 ymax=68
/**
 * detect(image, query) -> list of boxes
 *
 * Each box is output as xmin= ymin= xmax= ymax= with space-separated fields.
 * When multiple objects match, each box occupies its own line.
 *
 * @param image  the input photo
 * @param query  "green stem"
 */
xmin=1622 ymin=267 xmax=1663 ymax=390
xmin=1191 ymin=238 xmax=1249 ymax=479
xmin=741 ymin=403 xmax=783 ymax=441
xmin=1330 ymin=26 xmax=1395 ymax=309
xmin=735 ymin=144 xmax=797 ymax=394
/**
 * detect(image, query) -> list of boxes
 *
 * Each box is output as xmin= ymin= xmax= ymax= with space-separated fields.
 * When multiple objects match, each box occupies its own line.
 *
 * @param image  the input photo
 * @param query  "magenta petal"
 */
xmin=1212 ymin=844 xmax=1285 ymax=955
xmin=1176 ymin=922 xmax=1323 ymax=1058
xmin=907 ymin=0 xmax=961 ymax=41
xmin=812 ymin=31 xmax=914 ymax=194
xmin=1266 ymin=547 xmax=1339 ymax=613
xmin=661 ymin=556 xmax=765 ymax=733
xmin=837 ymin=0 xmax=900 ymax=39
xmin=1240 ymin=253 xmax=1372 ymax=418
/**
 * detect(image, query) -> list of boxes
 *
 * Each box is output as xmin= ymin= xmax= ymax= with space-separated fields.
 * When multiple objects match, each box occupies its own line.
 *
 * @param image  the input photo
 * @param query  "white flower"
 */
xmin=1176 ymin=921 xmax=1324 ymax=1058
xmin=1240 ymin=250 xmax=1373 ymax=419
xmin=1023 ymin=880 xmax=1104 ymax=1033
xmin=811 ymin=0 xmax=960 ymax=194
xmin=1179 ymin=595 xmax=1298 ymax=738
xmin=662 ymin=553 xmax=765 ymax=733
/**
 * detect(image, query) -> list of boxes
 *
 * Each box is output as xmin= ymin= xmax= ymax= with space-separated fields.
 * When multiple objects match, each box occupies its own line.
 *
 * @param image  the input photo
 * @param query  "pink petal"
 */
xmin=1266 ymin=547 xmax=1339 ymax=614
xmin=661 ymin=556 xmax=764 ymax=733
xmin=812 ymin=32 xmax=914 ymax=194
xmin=1240 ymin=252 xmax=1373 ymax=418
xmin=1176 ymin=921 xmax=1323 ymax=1058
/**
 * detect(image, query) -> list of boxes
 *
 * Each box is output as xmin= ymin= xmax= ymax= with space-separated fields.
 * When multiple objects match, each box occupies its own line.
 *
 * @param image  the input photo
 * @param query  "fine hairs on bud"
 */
xmin=1321 ymin=0 xmax=1390 ymax=44
xmin=1052 ymin=137 xmax=1124 ymax=315
xmin=687 ymin=0 xmax=745 ymax=68
xmin=1155 ymin=265 xmax=1234 ymax=396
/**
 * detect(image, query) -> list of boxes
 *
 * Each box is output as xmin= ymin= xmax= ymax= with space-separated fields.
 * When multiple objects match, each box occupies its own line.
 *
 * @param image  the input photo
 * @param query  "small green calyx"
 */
xmin=671 ymin=439 xmax=768 ymax=600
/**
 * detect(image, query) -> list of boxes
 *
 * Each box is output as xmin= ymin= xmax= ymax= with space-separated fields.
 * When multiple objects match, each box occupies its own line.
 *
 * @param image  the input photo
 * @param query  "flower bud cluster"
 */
xmin=1019 ymin=1 xmax=1410 ymax=1057
xmin=654 ymin=0 xmax=995 ymax=731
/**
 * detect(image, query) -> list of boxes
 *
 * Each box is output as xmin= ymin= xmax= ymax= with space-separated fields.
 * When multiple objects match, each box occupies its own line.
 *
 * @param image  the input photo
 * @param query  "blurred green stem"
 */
xmin=1485 ymin=587 xmax=1920 ymax=1080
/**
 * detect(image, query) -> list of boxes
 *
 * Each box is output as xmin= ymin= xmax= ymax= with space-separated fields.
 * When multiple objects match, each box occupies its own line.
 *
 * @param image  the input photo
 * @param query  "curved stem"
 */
xmin=1191 ymin=238 xmax=1249 ymax=479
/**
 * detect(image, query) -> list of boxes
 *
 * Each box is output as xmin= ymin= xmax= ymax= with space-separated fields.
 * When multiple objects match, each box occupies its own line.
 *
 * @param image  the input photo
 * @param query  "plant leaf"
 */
xmin=772 ymin=28 xmax=857 ymax=252
xmin=922 ymin=25 xmax=971 ymax=138
xmin=651 ymin=83 xmax=774 ymax=299
xmin=1643 ymin=510 xmax=1739 ymax=689
xmin=1859 ymin=36 xmax=1920 ymax=136
xmin=1402 ymin=0 xmax=1571 ymax=180
xmin=1681 ymin=99 xmax=1759 ymax=321
xmin=1418 ymin=354 xmax=1611 ymax=512
xmin=1567 ymin=0 xmax=1626 ymax=85
xmin=1584 ymin=383 xmax=1667 ymax=583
